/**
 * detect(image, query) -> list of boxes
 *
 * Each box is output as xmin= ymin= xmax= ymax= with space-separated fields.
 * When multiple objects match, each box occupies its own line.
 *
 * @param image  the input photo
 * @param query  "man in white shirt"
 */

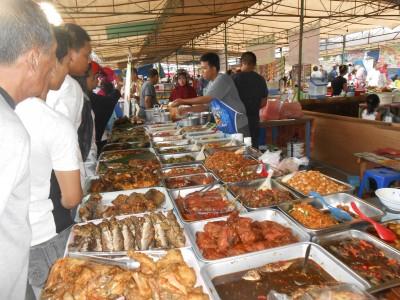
xmin=17 ymin=27 xmax=83 ymax=299
xmin=0 ymin=1 xmax=56 ymax=299
xmin=46 ymin=23 xmax=93 ymax=178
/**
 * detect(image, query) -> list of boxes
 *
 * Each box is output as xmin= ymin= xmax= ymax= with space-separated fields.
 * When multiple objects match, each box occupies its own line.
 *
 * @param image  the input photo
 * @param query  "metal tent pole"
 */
xmin=224 ymin=22 xmax=228 ymax=72
xmin=192 ymin=40 xmax=195 ymax=77
xmin=297 ymin=0 xmax=305 ymax=101
xmin=342 ymin=35 xmax=346 ymax=64
xmin=176 ymin=51 xmax=179 ymax=70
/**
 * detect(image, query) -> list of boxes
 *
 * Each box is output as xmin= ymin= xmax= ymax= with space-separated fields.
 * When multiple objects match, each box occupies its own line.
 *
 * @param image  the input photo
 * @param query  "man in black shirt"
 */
xmin=232 ymin=52 xmax=268 ymax=148
xmin=331 ymin=65 xmax=348 ymax=96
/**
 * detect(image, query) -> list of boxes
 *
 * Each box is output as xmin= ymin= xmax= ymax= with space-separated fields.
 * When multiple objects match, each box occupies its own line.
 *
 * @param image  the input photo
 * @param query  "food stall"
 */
xmin=39 ymin=114 xmax=400 ymax=300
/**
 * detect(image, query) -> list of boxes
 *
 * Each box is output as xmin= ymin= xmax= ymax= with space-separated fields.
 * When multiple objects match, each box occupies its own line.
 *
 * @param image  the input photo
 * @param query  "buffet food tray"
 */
xmin=227 ymin=178 xmax=299 ymax=210
xmin=155 ymin=144 xmax=199 ymax=155
xmin=150 ymin=129 xmax=181 ymax=137
xmin=66 ymin=248 xmax=213 ymax=298
xmin=163 ymin=172 xmax=219 ymax=190
xmin=184 ymin=130 xmax=220 ymax=138
xmin=278 ymin=193 xmax=384 ymax=236
xmin=83 ymin=174 xmax=163 ymax=195
xmin=186 ymin=209 xmax=310 ymax=263
xmin=161 ymin=163 xmax=207 ymax=177
xmin=75 ymin=186 xmax=175 ymax=222
xmin=145 ymin=124 xmax=177 ymax=133
xmin=195 ymin=138 xmax=243 ymax=148
xmin=200 ymin=242 xmax=369 ymax=300
xmin=189 ymin=132 xmax=225 ymax=141
xmin=168 ymin=183 xmax=247 ymax=224
xmin=102 ymin=141 xmax=151 ymax=152
xmin=276 ymin=171 xmax=354 ymax=197
xmin=359 ymin=219 xmax=400 ymax=253
xmin=66 ymin=210 xmax=191 ymax=256
xmin=158 ymin=152 xmax=204 ymax=167
xmin=152 ymin=139 xmax=192 ymax=148
xmin=152 ymin=134 xmax=185 ymax=142
xmin=314 ymin=229 xmax=400 ymax=293
xmin=204 ymin=146 xmax=259 ymax=159
xmin=98 ymin=148 xmax=156 ymax=162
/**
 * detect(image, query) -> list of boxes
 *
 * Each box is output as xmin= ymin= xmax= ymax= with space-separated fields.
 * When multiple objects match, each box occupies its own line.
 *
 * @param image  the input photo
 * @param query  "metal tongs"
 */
xmin=69 ymin=253 xmax=140 ymax=270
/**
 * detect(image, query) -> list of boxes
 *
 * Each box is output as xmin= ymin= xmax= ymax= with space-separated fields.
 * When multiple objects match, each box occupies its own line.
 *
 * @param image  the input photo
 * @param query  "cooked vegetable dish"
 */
xmin=325 ymin=238 xmax=400 ymax=286
xmin=162 ymin=166 xmax=205 ymax=177
xmin=230 ymin=185 xmax=294 ymax=208
xmin=161 ymin=155 xmax=196 ymax=165
xmin=289 ymin=203 xmax=338 ymax=229
xmin=213 ymin=258 xmax=335 ymax=300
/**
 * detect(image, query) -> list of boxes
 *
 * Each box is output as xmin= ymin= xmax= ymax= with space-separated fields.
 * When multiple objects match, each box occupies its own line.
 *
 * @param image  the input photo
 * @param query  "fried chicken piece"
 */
xmin=128 ymin=251 xmax=157 ymax=275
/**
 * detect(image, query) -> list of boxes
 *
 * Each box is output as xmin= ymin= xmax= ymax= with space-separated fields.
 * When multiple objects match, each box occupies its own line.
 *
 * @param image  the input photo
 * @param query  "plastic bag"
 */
xmin=259 ymin=149 xmax=282 ymax=167
xmin=260 ymin=99 xmax=281 ymax=121
xmin=279 ymin=101 xmax=304 ymax=119
xmin=277 ymin=157 xmax=309 ymax=174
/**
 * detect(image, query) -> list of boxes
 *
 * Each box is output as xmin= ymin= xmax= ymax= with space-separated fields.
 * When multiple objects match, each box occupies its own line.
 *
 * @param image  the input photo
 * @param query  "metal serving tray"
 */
xmin=150 ymin=129 xmax=181 ymax=138
xmin=204 ymin=146 xmax=260 ymax=159
xmin=155 ymin=144 xmax=199 ymax=155
xmin=195 ymin=138 xmax=243 ymax=148
xmin=98 ymin=148 xmax=156 ymax=162
xmin=152 ymin=134 xmax=185 ymax=142
xmin=200 ymin=242 xmax=369 ymax=300
xmin=76 ymin=186 xmax=174 ymax=222
xmin=96 ymin=154 xmax=159 ymax=175
xmin=184 ymin=130 xmax=220 ymax=138
xmin=152 ymin=139 xmax=192 ymax=148
xmin=278 ymin=193 xmax=384 ymax=236
xmin=359 ymin=219 xmax=400 ymax=252
xmin=189 ymin=132 xmax=225 ymax=141
xmin=186 ymin=208 xmax=310 ymax=263
xmin=314 ymin=229 xmax=400 ymax=293
xmin=227 ymin=178 xmax=299 ymax=210
xmin=66 ymin=210 xmax=191 ymax=256
xmin=168 ymin=183 xmax=247 ymax=224
xmin=102 ymin=141 xmax=151 ymax=152
xmin=145 ymin=124 xmax=177 ymax=133
xmin=163 ymin=172 xmax=219 ymax=190
xmin=158 ymin=152 xmax=204 ymax=167
xmin=276 ymin=171 xmax=354 ymax=197
xmin=161 ymin=163 xmax=207 ymax=177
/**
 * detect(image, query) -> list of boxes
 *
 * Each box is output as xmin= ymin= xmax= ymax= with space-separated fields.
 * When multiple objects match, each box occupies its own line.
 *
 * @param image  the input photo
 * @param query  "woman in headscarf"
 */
xmin=169 ymin=69 xmax=197 ymax=101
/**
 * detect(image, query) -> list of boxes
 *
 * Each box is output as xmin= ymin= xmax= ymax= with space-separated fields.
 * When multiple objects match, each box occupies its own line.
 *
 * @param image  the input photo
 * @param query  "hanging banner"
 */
xmin=288 ymin=22 xmax=320 ymax=66
xmin=379 ymin=45 xmax=400 ymax=68
xmin=246 ymin=35 xmax=275 ymax=65
xmin=123 ymin=61 xmax=131 ymax=117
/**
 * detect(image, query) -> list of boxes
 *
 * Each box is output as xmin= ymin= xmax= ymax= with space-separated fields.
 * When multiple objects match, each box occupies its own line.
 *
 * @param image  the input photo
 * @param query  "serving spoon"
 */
xmin=309 ymin=191 xmax=352 ymax=222
xmin=294 ymin=243 xmax=312 ymax=286
xmin=350 ymin=202 xmax=396 ymax=242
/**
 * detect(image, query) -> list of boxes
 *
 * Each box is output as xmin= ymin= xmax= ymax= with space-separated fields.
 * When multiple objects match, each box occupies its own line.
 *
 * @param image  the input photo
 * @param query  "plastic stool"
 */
xmin=358 ymin=168 xmax=400 ymax=198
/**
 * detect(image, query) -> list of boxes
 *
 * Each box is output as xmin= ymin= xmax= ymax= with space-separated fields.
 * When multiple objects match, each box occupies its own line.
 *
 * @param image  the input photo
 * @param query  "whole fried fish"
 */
xmin=99 ymin=220 xmax=114 ymax=251
xmin=88 ymin=223 xmax=102 ymax=252
xmin=164 ymin=211 xmax=186 ymax=248
xmin=110 ymin=217 xmax=124 ymax=251
xmin=150 ymin=213 xmax=169 ymax=249
xmin=139 ymin=215 xmax=155 ymax=250
xmin=121 ymin=218 xmax=135 ymax=251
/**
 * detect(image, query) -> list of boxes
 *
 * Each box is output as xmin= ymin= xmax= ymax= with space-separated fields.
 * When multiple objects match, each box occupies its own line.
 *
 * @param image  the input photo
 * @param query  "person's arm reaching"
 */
xmin=54 ymin=170 xmax=82 ymax=209
xmin=170 ymin=95 xmax=212 ymax=107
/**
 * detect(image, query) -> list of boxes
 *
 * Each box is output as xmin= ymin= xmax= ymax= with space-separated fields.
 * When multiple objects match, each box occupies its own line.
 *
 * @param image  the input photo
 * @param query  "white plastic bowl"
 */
xmin=375 ymin=188 xmax=400 ymax=211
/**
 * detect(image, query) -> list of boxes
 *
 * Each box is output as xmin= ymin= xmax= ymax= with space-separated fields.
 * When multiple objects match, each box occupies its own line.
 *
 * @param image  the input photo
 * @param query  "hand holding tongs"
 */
xmin=69 ymin=253 xmax=140 ymax=270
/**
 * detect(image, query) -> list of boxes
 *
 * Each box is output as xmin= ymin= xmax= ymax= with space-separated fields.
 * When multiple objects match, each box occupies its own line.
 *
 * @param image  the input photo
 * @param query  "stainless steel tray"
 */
xmin=152 ymin=134 xmax=185 ymax=142
xmin=204 ymin=146 xmax=260 ymax=159
xmin=98 ymin=148 xmax=155 ymax=162
xmin=150 ymin=129 xmax=181 ymax=138
xmin=152 ymin=139 xmax=192 ymax=148
xmin=168 ymin=183 xmax=247 ymax=224
xmin=200 ymin=242 xmax=369 ymax=300
xmin=189 ymin=132 xmax=225 ymax=141
xmin=76 ymin=186 xmax=174 ymax=222
xmin=358 ymin=219 xmax=400 ymax=252
xmin=155 ymin=144 xmax=199 ymax=155
xmin=276 ymin=171 xmax=354 ymax=197
xmin=161 ymin=163 xmax=207 ymax=177
xmin=196 ymin=138 xmax=243 ymax=148
xmin=314 ymin=229 xmax=400 ymax=293
xmin=278 ymin=193 xmax=384 ymax=236
xmin=185 ymin=130 xmax=221 ymax=138
xmin=186 ymin=208 xmax=310 ymax=263
xmin=163 ymin=172 xmax=219 ymax=190
xmin=145 ymin=124 xmax=177 ymax=133
xmin=66 ymin=210 xmax=191 ymax=256
xmin=158 ymin=152 xmax=204 ymax=167
xmin=227 ymin=178 xmax=299 ymax=210
xmin=102 ymin=141 xmax=151 ymax=152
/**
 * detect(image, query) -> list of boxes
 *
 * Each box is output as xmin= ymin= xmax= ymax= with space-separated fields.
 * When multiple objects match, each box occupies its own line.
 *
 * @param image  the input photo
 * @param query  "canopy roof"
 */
xmin=47 ymin=0 xmax=400 ymax=67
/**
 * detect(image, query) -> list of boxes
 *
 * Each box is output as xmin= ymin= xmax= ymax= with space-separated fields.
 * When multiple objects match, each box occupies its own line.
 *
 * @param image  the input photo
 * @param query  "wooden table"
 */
xmin=259 ymin=117 xmax=314 ymax=159
xmin=354 ymin=152 xmax=400 ymax=180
